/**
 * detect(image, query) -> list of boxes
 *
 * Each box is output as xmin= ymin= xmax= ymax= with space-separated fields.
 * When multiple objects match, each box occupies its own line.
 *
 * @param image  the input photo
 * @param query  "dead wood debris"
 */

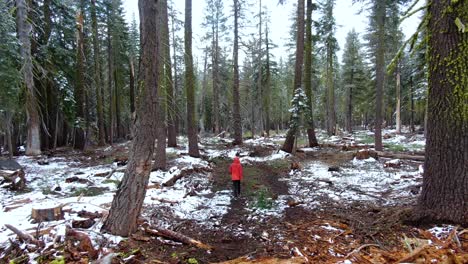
xmin=162 ymin=166 xmax=213 ymax=187
xmin=0 ymin=169 xmax=26 ymax=190
xmin=145 ymin=226 xmax=213 ymax=250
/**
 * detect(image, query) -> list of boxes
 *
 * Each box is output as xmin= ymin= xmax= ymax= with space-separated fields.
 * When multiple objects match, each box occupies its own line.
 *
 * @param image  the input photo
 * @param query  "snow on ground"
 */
xmin=0 ymin=130 xmax=432 ymax=261
xmin=282 ymin=158 xmax=422 ymax=208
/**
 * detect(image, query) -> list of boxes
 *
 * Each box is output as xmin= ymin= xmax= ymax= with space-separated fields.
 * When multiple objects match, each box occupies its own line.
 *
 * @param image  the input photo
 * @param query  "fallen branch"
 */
xmin=345 ymin=244 xmax=380 ymax=259
xmin=145 ymin=226 xmax=213 ymax=250
xmin=162 ymin=167 xmax=212 ymax=187
xmin=4 ymin=224 xmax=45 ymax=248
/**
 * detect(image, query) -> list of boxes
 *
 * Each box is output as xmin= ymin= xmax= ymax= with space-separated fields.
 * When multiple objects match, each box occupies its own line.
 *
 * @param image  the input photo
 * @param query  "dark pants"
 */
xmin=232 ymin=180 xmax=241 ymax=197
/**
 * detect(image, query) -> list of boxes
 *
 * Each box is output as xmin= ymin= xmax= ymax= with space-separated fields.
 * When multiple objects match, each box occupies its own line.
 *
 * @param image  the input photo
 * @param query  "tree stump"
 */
xmin=31 ymin=205 xmax=64 ymax=222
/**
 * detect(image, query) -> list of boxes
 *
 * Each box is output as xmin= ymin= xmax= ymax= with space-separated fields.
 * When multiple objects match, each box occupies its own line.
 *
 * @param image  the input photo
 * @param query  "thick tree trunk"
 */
xmin=257 ymin=0 xmax=263 ymax=134
xmin=200 ymin=48 xmax=209 ymax=133
xmin=16 ymin=0 xmax=41 ymax=156
xmin=91 ymin=0 xmax=106 ymax=146
xmin=102 ymin=0 xmax=159 ymax=236
xmin=74 ymin=8 xmax=86 ymax=150
xmin=345 ymin=69 xmax=353 ymax=133
xmin=282 ymin=0 xmax=305 ymax=153
xmin=374 ymin=0 xmax=385 ymax=151
xmin=170 ymin=11 xmax=180 ymax=136
xmin=184 ymin=0 xmax=200 ymax=158
xmin=326 ymin=42 xmax=335 ymax=136
xmin=304 ymin=0 xmax=319 ymax=147
xmin=416 ymin=0 xmax=467 ymax=225
xmin=232 ymin=0 xmax=242 ymax=145
xmin=155 ymin=0 xmax=167 ymax=170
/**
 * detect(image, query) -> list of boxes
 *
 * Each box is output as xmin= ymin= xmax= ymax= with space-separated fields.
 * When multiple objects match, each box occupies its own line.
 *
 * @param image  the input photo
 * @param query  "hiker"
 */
xmin=229 ymin=153 xmax=243 ymax=197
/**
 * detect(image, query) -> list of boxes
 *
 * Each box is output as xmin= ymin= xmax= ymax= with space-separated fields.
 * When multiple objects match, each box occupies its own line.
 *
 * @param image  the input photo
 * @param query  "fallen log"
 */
xmin=376 ymin=151 xmax=425 ymax=161
xmin=0 ymin=169 xmax=26 ymax=190
xmin=162 ymin=167 xmax=212 ymax=187
xmin=145 ymin=226 xmax=213 ymax=250
xmin=321 ymin=143 xmax=374 ymax=151
xmin=31 ymin=205 xmax=64 ymax=222
xmin=4 ymin=224 xmax=45 ymax=248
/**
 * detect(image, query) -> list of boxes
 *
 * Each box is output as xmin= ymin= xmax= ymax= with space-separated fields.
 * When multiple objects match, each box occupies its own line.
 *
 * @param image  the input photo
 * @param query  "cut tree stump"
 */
xmin=31 ymin=205 xmax=64 ymax=222
xmin=0 ymin=169 xmax=26 ymax=190
xmin=145 ymin=226 xmax=213 ymax=250
xmin=354 ymin=149 xmax=379 ymax=160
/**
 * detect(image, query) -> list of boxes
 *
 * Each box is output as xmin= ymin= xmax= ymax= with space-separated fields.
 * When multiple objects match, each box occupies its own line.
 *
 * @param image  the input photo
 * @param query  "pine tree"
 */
xmin=341 ymin=29 xmax=367 ymax=133
xmin=416 ymin=0 xmax=467 ymax=226
xmin=185 ymin=0 xmax=200 ymax=157
xmin=16 ymin=0 xmax=41 ymax=155
xmin=102 ymin=0 xmax=159 ymax=236
xmin=282 ymin=0 xmax=305 ymax=153
xmin=304 ymin=0 xmax=319 ymax=146
xmin=232 ymin=0 xmax=242 ymax=145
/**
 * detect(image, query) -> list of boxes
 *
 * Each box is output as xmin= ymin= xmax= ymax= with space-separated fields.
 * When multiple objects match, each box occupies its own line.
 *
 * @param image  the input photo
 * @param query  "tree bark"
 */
xmin=264 ymin=18 xmax=271 ymax=138
xmin=395 ymin=60 xmax=401 ymax=134
xmin=184 ymin=0 xmax=200 ymax=158
xmin=74 ymin=7 xmax=86 ymax=150
xmin=162 ymin=0 xmax=177 ymax=148
xmin=16 ymin=0 xmax=41 ymax=156
xmin=155 ymin=0 xmax=167 ymax=170
xmin=91 ymin=0 xmax=106 ymax=146
xmin=107 ymin=4 xmax=115 ymax=145
xmin=212 ymin=4 xmax=220 ymax=134
xmin=416 ymin=0 xmax=467 ymax=225
xmin=305 ymin=0 xmax=319 ymax=147
xmin=257 ymin=0 xmax=263 ymax=134
xmin=374 ymin=0 xmax=385 ymax=151
xmin=102 ymin=0 xmax=159 ymax=236
xmin=282 ymin=0 xmax=305 ymax=153
xmin=410 ymin=76 xmax=415 ymax=133
xmin=232 ymin=0 xmax=242 ymax=145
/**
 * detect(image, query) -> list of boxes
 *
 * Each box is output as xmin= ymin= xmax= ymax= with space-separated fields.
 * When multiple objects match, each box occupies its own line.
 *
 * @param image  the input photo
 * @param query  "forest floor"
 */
xmin=0 ymin=129 xmax=466 ymax=263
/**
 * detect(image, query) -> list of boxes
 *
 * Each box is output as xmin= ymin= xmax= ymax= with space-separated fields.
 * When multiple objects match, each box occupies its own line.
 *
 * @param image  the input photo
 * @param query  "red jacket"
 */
xmin=229 ymin=157 xmax=243 ymax=181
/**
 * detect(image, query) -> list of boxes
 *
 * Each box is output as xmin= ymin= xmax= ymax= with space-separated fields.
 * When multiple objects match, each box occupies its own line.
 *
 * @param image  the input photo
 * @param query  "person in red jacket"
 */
xmin=229 ymin=153 xmax=243 ymax=197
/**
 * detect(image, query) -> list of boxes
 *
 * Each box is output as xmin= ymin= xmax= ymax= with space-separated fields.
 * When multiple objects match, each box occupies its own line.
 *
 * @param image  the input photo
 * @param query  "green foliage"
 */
xmin=255 ymin=187 xmax=274 ymax=209
xmin=49 ymin=257 xmax=65 ymax=264
xmin=187 ymin=258 xmax=199 ymax=264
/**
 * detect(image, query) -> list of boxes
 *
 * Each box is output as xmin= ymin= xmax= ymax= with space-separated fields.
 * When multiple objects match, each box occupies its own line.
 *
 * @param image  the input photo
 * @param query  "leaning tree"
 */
xmin=102 ymin=0 xmax=159 ymax=236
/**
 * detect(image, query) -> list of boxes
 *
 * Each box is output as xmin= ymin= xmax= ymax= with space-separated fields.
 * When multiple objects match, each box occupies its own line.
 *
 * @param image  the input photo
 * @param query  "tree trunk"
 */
xmin=416 ymin=0 xmax=467 ymax=226
xmin=107 ymin=5 xmax=115 ymax=145
xmin=91 ymin=0 xmax=106 ymax=146
xmin=232 ymin=0 xmax=242 ymax=145
xmin=395 ymin=60 xmax=401 ymax=134
xmin=345 ymin=69 xmax=353 ymax=133
xmin=5 ymin=112 xmax=14 ymax=159
xmin=170 ymin=10 xmax=179 ymax=136
xmin=257 ymin=0 xmax=263 ymax=134
xmin=155 ymin=0 xmax=167 ymax=170
xmin=129 ymin=56 xmax=136 ymax=115
xmin=184 ymin=0 xmax=200 ymax=158
xmin=212 ymin=13 xmax=220 ymax=134
xmin=410 ymin=76 xmax=415 ymax=133
xmin=102 ymin=0 xmax=159 ymax=236
xmin=200 ymin=48 xmax=209 ymax=133
xmin=304 ymin=0 xmax=319 ymax=147
xmin=374 ymin=0 xmax=385 ymax=151
xmin=264 ymin=19 xmax=271 ymax=138
xmin=282 ymin=0 xmax=305 ymax=153
xmin=326 ymin=40 xmax=335 ymax=136
xmin=74 ymin=8 xmax=86 ymax=150
xmin=162 ymin=0 xmax=177 ymax=147
xmin=16 ymin=0 xmax=41 ymax=156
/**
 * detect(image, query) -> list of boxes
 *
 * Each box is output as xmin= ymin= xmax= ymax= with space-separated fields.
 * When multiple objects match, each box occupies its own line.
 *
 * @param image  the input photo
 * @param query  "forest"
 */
xmin=0 ymin=0 xmax=466 ymax=263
